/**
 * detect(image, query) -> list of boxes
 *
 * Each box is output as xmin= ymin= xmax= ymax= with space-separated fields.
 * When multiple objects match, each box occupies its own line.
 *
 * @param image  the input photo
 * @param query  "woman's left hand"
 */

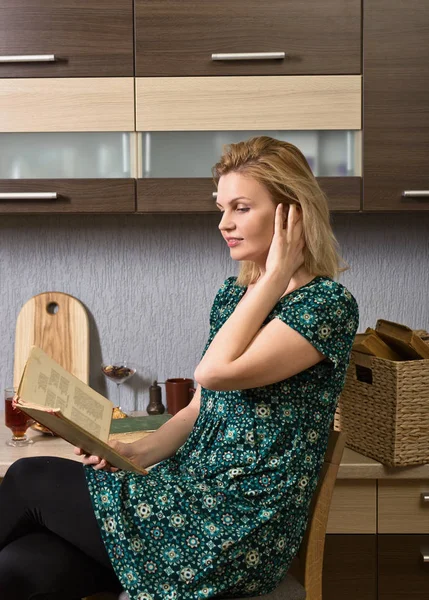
xmin=265 ymin=203 xmax=305 ymax=282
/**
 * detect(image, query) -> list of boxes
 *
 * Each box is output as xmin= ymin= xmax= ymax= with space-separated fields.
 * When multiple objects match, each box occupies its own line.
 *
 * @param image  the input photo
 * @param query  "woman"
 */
xmin=0 ymin=137 xmax=359 ymax=600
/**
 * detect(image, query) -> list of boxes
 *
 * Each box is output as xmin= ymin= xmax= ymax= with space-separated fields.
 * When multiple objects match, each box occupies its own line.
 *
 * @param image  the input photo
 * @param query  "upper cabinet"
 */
xmin=364 ymin=0 xmax=429 ymax=211
xmin=0 ymin=0 xmax=134 ymax=77
xmin=135 ymin=0 xmax=361 ymax=77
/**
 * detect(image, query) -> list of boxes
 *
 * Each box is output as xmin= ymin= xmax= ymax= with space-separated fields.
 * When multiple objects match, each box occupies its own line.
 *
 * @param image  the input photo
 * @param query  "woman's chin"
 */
xmin=229 ymin=246 xmax=265 ymax=265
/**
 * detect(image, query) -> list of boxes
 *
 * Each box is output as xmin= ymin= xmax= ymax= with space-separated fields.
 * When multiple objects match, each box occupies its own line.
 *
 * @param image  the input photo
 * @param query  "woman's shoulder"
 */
xmin=284 ymin=276 xmax=359 ymax=320
xmin=292 ymin=276 xmax=357 ymax=303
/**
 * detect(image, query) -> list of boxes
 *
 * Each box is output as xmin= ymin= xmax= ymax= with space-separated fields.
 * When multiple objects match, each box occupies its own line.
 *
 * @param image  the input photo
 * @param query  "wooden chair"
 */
xmin=85 ymin=430 xmax=346 ymax=600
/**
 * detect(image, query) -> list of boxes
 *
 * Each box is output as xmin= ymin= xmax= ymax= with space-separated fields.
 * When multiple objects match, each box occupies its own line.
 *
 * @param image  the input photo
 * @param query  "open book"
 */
xmin=16 ymin=346 xmax=147 ymax=475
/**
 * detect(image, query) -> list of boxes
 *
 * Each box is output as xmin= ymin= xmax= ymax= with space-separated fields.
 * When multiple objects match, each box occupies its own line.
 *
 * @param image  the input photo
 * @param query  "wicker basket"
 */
xmin=334 ymin=351 xmax=429 ymax=466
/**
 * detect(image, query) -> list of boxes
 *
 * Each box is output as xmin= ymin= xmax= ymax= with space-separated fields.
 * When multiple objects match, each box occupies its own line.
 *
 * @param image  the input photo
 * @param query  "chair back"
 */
xmin=297 ymin=430 xmax=346 ymax=600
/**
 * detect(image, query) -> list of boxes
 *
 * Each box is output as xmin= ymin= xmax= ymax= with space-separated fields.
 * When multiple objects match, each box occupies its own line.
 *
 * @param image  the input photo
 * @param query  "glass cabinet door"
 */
xmin=0 ymin=133 xmax=133 ymax=179
xmin=137 ymin=130 xmax=361 ymax=213
xmin=139 ymin=130 xmax=360 ymax=178
xmin=0 ymin=133 xmax=136 ymax=213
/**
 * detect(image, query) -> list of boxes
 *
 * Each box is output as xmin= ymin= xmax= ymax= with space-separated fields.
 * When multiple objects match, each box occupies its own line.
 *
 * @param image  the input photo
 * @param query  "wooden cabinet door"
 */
xmin=378 ymin=535 xmax=429 ymax=599
xmin=137 ymin=178 xmax=361 ymax=213
xmin=363 ymin=0 xmax=429 ymax=211
xmin=323 ymin=535 xmax=377 ymax=600
xmin=135 ymin=0 xmax=361 ymax=76
xmin=0 ymin=1 xmax=133 ymax=77
xmin=0 ymin=180 xmax=135 ymax=213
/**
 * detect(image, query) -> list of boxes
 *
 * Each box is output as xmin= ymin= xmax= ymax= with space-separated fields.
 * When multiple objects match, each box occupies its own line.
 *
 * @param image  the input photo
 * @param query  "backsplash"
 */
xmin=1 ymin=212 xmax=428 ymax=413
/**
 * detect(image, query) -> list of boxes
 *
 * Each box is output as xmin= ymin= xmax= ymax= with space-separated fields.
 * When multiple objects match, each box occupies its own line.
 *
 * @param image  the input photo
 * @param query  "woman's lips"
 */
xmin=226 ymin=239 xmax=243 ymax=247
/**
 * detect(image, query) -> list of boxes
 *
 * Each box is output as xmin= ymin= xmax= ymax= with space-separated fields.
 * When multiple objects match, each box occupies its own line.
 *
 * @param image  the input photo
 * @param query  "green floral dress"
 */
xmin=85 ymin=276 xmax=359 ymax=600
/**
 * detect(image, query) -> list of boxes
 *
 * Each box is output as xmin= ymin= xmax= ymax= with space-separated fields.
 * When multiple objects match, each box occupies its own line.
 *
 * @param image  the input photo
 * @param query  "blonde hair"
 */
xmin=212 ymin=136 xmax=348 ymax=287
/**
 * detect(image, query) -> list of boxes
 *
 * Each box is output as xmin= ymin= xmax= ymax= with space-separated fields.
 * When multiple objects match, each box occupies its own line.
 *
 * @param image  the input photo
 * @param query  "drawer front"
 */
xmin=327 ymin=480 xmax=377 ymax=534
xmin=136 ymin=76 xmax=362 ymax=132
xmin=379 ymin=481 xmax=429 ymax=533
xmin=0 ymin=0 xmax=133 ymax=77
xmin=0 ymin=78 xmax=134 ymax=133
xmin=323 ymin=535 xmax=377 ymax=600
xmin=136 ymin=0 xmax=361 ymax=76
xmin=0 ymin=180 xmax=136 ymax=214
xmin=378 ymin=535 xmax=429 ymax=599
xmin=137 ymin=178 xmax=362 ymax=213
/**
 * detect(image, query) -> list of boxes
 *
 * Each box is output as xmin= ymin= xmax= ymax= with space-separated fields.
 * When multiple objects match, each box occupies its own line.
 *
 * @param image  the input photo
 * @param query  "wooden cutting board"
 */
xmin=14 ymin=292 xmax=89 ymax=388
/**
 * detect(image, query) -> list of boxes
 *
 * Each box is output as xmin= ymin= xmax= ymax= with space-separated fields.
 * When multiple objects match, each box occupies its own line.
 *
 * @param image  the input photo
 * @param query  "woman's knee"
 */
xmin=0 ymin=546 xmax=33 ymax=597
xmin=6 ymin=456 xmax=51 ymax=480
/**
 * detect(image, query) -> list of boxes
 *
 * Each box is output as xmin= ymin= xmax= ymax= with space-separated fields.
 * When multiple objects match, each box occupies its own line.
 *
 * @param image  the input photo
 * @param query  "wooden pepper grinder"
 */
xmin=147 ymin=380 xmax=165 ymax=415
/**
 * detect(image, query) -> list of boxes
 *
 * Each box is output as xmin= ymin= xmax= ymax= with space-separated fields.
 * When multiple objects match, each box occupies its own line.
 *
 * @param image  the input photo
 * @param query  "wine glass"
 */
xmin=4 ymin=387 xmax=34 ymax=447
xmin=101 ymin=362 xmax=137 ymax=411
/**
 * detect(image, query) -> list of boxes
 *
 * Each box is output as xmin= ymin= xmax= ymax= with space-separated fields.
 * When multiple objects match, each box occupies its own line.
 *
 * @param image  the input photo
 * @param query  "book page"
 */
xmin=16 ymin=405 xmax=147 ymax=474
xmin=18 ymin=346 xmax=112 ymax=442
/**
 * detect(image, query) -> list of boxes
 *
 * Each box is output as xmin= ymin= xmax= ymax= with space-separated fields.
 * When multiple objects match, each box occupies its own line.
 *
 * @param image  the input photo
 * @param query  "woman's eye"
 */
xmin=236 ymin=207 xmax=250 ymax=213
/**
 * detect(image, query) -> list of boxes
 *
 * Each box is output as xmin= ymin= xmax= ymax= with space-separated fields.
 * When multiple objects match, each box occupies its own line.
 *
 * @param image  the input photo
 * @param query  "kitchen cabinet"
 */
xmin=0 ymin=0 xmax=133 ymax=77
xmin=363 ymin=0 xmax=429 ymax=211
xmin=135 ymin=0 xmax=361 ymax=77
xmin=135 ymin=78 xmax=362 ymax=213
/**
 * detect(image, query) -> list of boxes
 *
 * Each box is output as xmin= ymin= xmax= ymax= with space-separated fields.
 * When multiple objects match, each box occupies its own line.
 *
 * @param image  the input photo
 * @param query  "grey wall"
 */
xmin=1 ymin=212 xmax=429 ymax=413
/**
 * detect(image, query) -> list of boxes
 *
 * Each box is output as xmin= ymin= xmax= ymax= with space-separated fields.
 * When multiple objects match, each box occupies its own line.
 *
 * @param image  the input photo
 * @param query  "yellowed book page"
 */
xmin=16 ymin=405 xmax=147 ymax=474
xmin=18 ymin=346 xmax=112 ymax=442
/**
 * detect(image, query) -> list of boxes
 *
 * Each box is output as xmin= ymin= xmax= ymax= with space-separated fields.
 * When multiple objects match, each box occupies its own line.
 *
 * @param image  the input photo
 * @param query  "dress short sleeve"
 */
xmin=274 ymin=280 xmax=359 ymax=369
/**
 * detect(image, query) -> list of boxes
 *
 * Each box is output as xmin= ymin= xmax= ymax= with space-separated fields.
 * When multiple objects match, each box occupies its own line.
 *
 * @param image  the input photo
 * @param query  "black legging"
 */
xmin=0 ymin=456 xmax=123 ymax=600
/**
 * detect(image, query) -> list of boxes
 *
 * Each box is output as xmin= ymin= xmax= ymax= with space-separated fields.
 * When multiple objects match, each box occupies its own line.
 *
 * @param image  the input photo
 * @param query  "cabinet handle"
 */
xmin=0 ymin=54 xmax=56 ymax=63
xmin=0 ymin=192 xmax=58 ymax=201
xmin=212 ymin=192 xmax=218 ymax=199
xmin=421 ymin=549 xmax=429 ymax=563
xmin=211 ymin=52 xmax=285 ymax=61
xmin=421 ymin=493 xmax=429 ymax=503
xmin=402 ymin=190 xmax=429 ymax=199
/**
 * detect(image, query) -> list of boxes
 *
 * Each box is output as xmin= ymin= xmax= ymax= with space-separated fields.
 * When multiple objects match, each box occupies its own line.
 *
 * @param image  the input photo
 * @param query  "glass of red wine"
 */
xmin=4 ymin=387 xmax=34 ymax=447
xmin=101 ymin=362 xmax=137 ymax=411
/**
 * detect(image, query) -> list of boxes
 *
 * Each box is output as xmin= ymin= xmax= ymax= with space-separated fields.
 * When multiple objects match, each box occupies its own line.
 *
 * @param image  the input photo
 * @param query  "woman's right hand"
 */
xmin=73 ymin=440 xmax=137 ymax=472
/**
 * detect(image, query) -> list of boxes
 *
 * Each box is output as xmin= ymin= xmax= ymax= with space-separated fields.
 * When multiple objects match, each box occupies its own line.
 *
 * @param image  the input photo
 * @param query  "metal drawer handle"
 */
xmin=402 ymin=190 xmax=429 ymax=199
xmin=0 ymin=192 xmax=58 ymax=201
xmin=212 ymin=192 xmax=218 ymax=199
xmin=0 ymin=54 xmax=56 ymax=63
xmin=421 ymin=549 xmax=429 ymax=563
xmin=211 ymin=52 xmax=286 ymax=61
xmin=421 ymin=493 xmax=429 ymax=503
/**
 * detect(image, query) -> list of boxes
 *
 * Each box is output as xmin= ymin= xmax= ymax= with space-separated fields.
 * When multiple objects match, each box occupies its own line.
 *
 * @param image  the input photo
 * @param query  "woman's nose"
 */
xmin=218 ymin=211 xmax=235 ymax=231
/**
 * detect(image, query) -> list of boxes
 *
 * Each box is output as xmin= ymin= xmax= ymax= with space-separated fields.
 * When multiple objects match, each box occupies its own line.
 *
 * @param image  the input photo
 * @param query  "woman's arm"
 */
xmin=194 ymin=205 xmax=322 ymax=390
xmin=127 ymin=384 xmax=201 ymax=468
xmin=75 ymin=384 xmax=201 ymax=471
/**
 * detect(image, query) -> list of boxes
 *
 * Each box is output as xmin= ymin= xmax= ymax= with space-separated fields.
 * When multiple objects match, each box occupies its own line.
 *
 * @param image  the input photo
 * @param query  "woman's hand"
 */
xmin=265 ymin=203 xmax=305 ymax=282
xmin=73 ymin=440 xmax=138 ymax=472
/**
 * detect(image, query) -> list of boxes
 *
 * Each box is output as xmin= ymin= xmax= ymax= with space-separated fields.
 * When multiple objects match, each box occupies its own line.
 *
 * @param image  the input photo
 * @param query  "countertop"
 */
xmin=1 ymin=412 xmax=428 ymax=479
